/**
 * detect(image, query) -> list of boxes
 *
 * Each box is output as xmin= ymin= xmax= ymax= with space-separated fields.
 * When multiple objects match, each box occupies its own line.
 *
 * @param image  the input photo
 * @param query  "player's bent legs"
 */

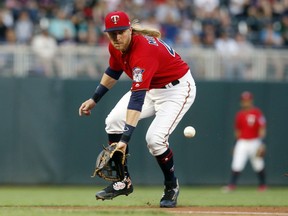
xmin=97 ymin=91 xmax=158 ymax=200
xmin=145 ymin=80 xmax=195 ymax=207
xmin=231 ymin=140 xmax=250 ymax=172
xmin=105 ymin=91 xmax=156 ymax=134
xmin=146 ymin=75 xmax=196 ymax=156
xmin=248 ymin=139 xmax=265 ymax=172
xmin=251 ymin=157 xmax=265 ymax=172
xmin=105 ymin=91 xmax=131 ymax=134
xmin=249 ymin=140 xmax=266 ymax=188
xmin=251 ymin=156 xmax=266 ymax=187
xmin=251 ymin=157 xmax=266 ymax=189
xmin=228 ymin=140 xmax=250 ymax=188
xmin=97 ymin=92 xmax=134 ymax=200
xmin=145 ymin=103 xmax=187 ymax=207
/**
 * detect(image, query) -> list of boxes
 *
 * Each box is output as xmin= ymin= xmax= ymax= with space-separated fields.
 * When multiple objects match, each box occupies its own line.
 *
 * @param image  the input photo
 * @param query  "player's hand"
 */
xmin=79 ymin=98 xmax=96 ymax=116
xmin=116 ymin=141 xmax=127 ymax=153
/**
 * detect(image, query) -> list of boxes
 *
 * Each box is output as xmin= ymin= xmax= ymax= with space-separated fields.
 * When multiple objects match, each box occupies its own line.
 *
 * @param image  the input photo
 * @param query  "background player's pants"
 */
xmin=105 ymin=70 xmax=196 ymax=156
xmin=231 ymin=138 xmax=265 ymax=172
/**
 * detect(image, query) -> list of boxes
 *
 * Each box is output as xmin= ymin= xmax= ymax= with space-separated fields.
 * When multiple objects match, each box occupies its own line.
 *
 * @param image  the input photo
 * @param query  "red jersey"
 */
xmin=235 ymin=107 xmax=266 ymax=139
xmin=108 ymin=34 xmax=189 ymax=91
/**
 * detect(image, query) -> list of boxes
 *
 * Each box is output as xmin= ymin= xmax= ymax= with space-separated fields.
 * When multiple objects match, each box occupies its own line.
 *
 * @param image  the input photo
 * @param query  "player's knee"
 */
xmin=252 ymin=160 xmax=265 ymax=171
xmin=105 ymin=115 xmax=125 ymax=134
xmin=146 ymin=134 xmax=167 ymax=156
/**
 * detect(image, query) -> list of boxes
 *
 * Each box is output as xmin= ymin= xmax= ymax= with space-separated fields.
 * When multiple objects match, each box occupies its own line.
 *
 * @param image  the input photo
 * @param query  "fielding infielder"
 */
xmin=224 ymin=91 xmax=267 ymax=192
xmin=79 ymin=11 xmax=196 ymax=207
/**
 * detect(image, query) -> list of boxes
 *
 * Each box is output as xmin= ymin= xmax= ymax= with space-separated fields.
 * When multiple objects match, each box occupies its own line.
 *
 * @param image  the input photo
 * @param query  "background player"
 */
xmin=224 ymin=91 xmax=267 ymax=192
xmin=78 ymin=11 xmax=196 ymax=208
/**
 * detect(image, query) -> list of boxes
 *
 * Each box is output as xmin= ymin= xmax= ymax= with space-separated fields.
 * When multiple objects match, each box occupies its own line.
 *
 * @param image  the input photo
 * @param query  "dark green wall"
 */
xmin=0 ymin=77 xmax=287 ymax=185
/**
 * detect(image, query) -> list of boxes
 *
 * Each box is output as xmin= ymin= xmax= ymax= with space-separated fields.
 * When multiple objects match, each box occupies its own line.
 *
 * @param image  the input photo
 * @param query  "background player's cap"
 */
xmin=240 ymin=91 xmax=253 ymax=101
xmin=104 ymin=11 xmax=131 ymax=32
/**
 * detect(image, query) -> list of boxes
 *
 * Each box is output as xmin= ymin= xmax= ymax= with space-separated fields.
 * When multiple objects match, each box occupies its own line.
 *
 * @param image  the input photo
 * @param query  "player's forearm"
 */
xmin=91 ymin=73 xmax=117 ymax=103
xmin=100 ymin=73 xmax=118 ymax=89
xmin=119 ymin=109 xmax=140 ymax=144
xmin=259 ymin=127 xmax=266 ymax=139
xmin=234 ymin=130 xmax=240 ymax=139
xmin=125 ymin=109 xmax=141 ymax=127
xmin=119 ymin=90 xmax=145 ymax=144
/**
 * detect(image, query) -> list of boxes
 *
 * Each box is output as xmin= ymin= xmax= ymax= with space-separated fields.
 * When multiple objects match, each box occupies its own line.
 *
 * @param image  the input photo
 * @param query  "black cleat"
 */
xmin=160 ymin=179 xmax=179 ymax=208
xmin=96 ymin=177 xmax=133 ymax=200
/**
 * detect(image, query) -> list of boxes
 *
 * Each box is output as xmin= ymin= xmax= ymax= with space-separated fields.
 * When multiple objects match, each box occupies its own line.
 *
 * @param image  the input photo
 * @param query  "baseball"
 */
xmin=184 ymin=126 xmax=196 ymax=138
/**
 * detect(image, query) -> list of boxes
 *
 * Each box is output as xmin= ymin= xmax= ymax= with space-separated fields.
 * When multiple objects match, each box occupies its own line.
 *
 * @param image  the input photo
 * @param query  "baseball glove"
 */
xmin=256 ymin=144 xmax=266 ymax=158
xmin=91 ymin=142 xmax=126 ymax=182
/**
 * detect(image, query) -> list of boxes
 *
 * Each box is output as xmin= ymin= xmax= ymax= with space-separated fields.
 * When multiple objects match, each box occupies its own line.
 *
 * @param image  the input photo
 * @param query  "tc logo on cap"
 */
xmin=104 ymin=11 xmax=131 ymax=32
xmin=111 ymin=15 xmax=120 ymax=24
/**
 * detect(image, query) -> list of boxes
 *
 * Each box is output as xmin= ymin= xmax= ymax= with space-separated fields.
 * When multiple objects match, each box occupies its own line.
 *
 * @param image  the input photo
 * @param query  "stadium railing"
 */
xmin=0 ymin=45 xmax=287 ymax=81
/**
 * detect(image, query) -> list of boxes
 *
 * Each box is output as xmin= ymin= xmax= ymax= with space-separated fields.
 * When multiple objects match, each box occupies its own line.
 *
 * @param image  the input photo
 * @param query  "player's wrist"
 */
xmin=92 ymin=84 xmax=109 ymax=103
xmin=120 ymin=124 xmax=135 ymax=144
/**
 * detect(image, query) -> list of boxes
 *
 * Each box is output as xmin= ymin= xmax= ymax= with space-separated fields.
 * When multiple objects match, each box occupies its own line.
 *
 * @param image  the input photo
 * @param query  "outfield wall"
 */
xmin=0 ymin=77 xmax=287 ymax=186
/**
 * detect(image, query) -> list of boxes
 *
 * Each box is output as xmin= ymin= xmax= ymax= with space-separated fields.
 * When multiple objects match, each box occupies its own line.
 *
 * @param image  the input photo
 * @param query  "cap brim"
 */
xmin=104 ymin=26 xmax=130 ymax=32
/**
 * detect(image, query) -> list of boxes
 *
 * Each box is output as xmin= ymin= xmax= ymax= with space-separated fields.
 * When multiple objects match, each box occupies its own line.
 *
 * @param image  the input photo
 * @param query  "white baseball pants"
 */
xmin=231 ymin=138 xmax=265 ymax=172
xmin=105 ymin=71 xmax=196 ymax=156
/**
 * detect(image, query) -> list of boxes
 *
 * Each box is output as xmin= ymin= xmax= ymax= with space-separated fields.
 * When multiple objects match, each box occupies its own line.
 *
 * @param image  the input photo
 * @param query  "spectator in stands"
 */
xmin=0 ymin=6 xmax=14 ymax=27
xmin=258 ymin=0 xmax=283 ymax=22
xmin=0 ymin=12 xmax=9 ymax=43
xmin=30 ymin=28 xmax=58 ymax=77
xmin=176 ymin=0 xmax=195 ymax=20
xmin=194 ymin=0 xmax=220 ymax=20
xmin=155 ymin=0 xmax=181 ymax=46
xmin=5 ymin=0 xmax=21 ymax=21
xmin=0 ymin=27 xmax=16 ymax=76
xmin=228 ymin=0 xmax=249 ymax=21
xmin=259 ymin=21 xmax=285 ymax=79
xmin=280 ymin=13 xmax=288 ymax=47
xmin=0 ymin=0 xmax=287 ymax=49
xmin=176 ymin=19 xmax=200 ymax=47
xmin=215 ymin=30 xmax=245 ymax=79
xmin=141 ymin=14 xmax=161 ymax=31
xmin=234 ymin=32 xmax=255 ymax=79
xmin=259 ymin=21 xmax=283 ymax=48
xmin=48 ymin=8 xmax=76 ymax=44
xmin=70 ymin=0 xmax=90 ymax=43
xmin=243 ymin=4 xmax=262 ymax=45
xmin=218 ymin=8 xmax=236 ymax=37
xmin=86 ymin=19 xmax=104 ymax=45
xmin=5 ymin=27 xmax=16 ymax=44
xmin=200 ymin=21 xmax=217 ymax=48
xmin=25 ymin=0 xmax=40 ymax=24
xmin=14 ymin=10 xmax=34 ymax=43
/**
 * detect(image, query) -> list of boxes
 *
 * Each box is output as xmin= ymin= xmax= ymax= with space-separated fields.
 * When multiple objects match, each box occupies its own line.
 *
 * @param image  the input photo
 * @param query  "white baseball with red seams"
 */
xmin=184 ymin=126 xmax=196 ymax=138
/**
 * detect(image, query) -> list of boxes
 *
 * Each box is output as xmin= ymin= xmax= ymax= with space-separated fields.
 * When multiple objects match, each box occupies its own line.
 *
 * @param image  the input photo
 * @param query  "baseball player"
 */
xmin=224 ymin=91 xmax=267 ymax=192
xmin=78 ymin=11 xmax=196 ymax=208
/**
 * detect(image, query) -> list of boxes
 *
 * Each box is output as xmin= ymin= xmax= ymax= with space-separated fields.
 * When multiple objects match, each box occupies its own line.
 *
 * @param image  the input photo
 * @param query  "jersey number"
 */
xmin=158 ymin=39 xmax=175 ymax=57
xmin=246 ymin=114 xmax=256 ymax=126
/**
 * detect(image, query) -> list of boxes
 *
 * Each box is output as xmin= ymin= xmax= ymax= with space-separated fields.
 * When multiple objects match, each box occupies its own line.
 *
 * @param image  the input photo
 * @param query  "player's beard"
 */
xmin=108 ymin=28 xmax=132 ymax=52
xmin=112 ymin=41 xmax=130 ymax=52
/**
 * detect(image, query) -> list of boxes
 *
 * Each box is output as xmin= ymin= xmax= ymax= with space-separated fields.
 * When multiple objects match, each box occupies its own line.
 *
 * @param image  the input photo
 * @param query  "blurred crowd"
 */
xmin=0 ymin=0 xmax=288 ymax=48
xmin=1 ymin=0 xmax=288 ymax=79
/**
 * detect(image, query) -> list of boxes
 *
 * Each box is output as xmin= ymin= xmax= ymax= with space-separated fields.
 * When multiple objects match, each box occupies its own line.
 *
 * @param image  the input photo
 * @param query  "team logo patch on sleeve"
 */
xmin=132 ymin=67 xmax=145 ymax=82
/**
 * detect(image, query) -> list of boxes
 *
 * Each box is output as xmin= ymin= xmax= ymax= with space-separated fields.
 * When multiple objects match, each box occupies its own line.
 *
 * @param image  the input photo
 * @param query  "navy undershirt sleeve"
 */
xmin=105 ymin=67 xmax=123 ymax=80
xmin=127 ymin=90 xmax=146 ymax=112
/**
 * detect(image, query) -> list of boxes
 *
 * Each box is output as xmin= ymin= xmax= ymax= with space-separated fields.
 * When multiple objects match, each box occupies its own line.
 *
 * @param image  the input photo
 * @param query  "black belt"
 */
xmin=161 ymin=80 xmax=180 ymax=88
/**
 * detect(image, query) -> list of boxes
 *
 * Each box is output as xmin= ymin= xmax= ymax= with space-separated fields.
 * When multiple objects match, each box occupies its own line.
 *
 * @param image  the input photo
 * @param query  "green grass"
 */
xmin=0 ymin=185 xmax=287 ymax=216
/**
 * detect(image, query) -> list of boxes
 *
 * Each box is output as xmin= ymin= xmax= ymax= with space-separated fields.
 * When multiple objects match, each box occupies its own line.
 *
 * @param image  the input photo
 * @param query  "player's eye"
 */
xmin=109 ymin=30 xmax=126 ymax=37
